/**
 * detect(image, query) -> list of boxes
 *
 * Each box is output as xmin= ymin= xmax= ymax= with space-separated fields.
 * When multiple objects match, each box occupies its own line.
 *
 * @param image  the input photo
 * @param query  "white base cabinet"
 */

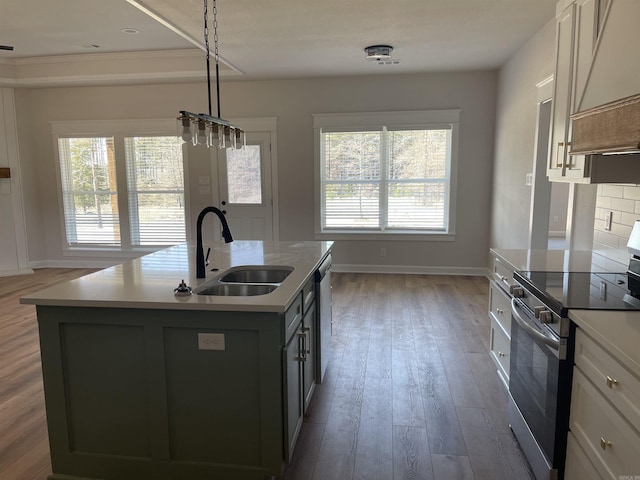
xmin=567 ymin=328 xmax=640 ymax=479
xmin=488 ymin=253 xmax=515 ymax=386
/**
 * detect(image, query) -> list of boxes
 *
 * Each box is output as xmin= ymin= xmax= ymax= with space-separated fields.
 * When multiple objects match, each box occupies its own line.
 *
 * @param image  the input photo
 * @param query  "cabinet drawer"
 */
xmin=285 ymin=296 xmax=303 ymax=342
xmin=301 ymin=276 xmax=315 ymax=315
xmin=574 ymin=328 xmax=640 ymax=430
xmin=489 ymin=281 xmax=511 ymax=337
xmin=492 ymin=256 xmax=514 ymax=293
xmin=570 ymin=368 xmax=640 ymax=479
xmin=489 ymin=317 xmax=510 ymax=384
xmin=565 ymin=432 xmax=603 ymax=480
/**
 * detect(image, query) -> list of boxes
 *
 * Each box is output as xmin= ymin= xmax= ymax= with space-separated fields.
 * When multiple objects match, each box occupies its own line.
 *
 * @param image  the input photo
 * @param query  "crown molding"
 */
xmin=0 ymin=49 xmax=242 ymax=88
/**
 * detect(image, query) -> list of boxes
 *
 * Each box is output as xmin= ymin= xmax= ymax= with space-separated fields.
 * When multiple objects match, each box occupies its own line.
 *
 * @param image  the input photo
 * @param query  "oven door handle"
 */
xmin=511 ymin=298 xmax=560 ymax=350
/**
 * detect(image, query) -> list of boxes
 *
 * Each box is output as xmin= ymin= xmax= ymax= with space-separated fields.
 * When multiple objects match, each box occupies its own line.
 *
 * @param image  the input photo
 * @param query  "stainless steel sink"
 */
xmin=219 ymin=266 xmax=293 ymax=284
xmin=195 ymin=283 xmax=278 ymax=296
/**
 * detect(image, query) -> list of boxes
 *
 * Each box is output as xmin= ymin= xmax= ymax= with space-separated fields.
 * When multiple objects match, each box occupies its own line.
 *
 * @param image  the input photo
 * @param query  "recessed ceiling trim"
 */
xmin=126 ymin=0 xmax=244 ymax=75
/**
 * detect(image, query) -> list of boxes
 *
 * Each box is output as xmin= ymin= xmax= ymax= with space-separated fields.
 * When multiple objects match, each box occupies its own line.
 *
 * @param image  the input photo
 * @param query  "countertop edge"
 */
xmin=20 ymin=241 xmax=333 ymax=313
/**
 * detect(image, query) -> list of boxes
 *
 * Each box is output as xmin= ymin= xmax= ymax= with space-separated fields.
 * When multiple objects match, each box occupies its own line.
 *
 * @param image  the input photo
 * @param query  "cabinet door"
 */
xmin=302 ymin=303 xmax=316 ymax=410
xmin=565 ymin=432 xmax=604 ymax=480
xmin=564 ymin=0 xmax=599 ymax=179
xmin=570 ymin=368 xmax=640 ymax=478
xmin=548 ymin=2 xmax=576 ymax=179
xmin=284 ymin=327 xmax=303 ymax=461
xmin=489 ymin=317 xmax=510 ymax=387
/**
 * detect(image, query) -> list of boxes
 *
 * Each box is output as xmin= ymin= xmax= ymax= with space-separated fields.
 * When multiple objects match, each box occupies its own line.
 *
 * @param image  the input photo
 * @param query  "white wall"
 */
xmin=0 ymin=88 xmax=30 ymax=276
xmin=14 ymin=71 xmax=497 ymax=273
xmin=491 ymin=20 xmax=556 ymax=250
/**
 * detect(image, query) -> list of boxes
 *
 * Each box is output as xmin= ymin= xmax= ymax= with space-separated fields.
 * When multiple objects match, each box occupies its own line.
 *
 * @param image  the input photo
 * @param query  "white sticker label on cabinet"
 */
xmin=198 ymin=333 xmax=225 ymax=351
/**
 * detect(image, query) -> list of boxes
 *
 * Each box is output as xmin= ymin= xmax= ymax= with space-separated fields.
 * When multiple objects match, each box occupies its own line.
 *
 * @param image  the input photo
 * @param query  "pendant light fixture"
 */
xmin=178 ymin=0 xmax=245 ymax=149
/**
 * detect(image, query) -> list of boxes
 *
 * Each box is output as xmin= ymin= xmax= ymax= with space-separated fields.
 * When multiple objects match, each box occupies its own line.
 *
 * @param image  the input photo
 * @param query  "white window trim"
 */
xmin=313 ymin=110 xmax=460 ymax=241
xmin=51 ymin=118 xmax=188 ymax=256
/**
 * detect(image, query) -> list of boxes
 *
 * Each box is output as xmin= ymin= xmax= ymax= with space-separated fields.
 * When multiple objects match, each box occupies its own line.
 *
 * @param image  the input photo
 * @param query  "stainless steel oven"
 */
xmin=508 ymin=278 xmax=574 ymax=480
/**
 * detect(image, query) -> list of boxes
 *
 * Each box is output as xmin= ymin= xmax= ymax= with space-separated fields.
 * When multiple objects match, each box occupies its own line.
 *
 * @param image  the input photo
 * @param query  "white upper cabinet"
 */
xmin=548 ymin=0 xmax=640 ymax=183
xmin=548 ymin=0 xmax=600 ymax=182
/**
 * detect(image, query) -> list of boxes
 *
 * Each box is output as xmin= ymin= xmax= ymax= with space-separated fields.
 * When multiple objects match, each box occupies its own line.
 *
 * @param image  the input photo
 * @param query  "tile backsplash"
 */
xmin=593 ymin=184 xmax=640 ymax=267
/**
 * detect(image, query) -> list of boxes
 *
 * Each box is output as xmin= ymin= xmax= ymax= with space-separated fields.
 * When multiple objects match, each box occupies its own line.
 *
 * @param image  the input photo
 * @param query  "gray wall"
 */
xmin=15 ymin=71 xmax=497 ymax=272
xmin=491 ymin=19 xmax=556 ymax=250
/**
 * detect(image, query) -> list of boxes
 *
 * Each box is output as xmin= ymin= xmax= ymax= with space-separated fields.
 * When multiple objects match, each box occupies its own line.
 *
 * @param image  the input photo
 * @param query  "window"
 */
xmin=54 ymin=120 xmax=185 ymax=251
xmin=314 ymin=110 xmax=459 ymax=239
xmin=125 ymin=137 xmax=185 ymax=246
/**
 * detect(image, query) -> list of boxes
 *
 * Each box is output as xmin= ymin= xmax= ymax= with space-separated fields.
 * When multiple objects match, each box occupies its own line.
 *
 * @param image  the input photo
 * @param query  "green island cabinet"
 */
xmin=24 ymin=241 xmax=332 ymax=480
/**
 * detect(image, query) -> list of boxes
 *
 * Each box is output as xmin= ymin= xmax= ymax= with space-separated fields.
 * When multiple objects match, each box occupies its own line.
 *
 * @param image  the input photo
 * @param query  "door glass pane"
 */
xmin=226 ymin=145 xmax=262 ymax=204
xmin=58 ymin=137 xmax=120 ymax=246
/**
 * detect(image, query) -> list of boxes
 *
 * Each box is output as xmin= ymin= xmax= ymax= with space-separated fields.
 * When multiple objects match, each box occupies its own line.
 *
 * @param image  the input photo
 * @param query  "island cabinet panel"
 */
xmin=36 ymin=305 xmax=290 ymax=480
xmin=61 ymin=323 xmax=151 ymax=458
xmin=163 ymin=327 xmax=262 ymax=464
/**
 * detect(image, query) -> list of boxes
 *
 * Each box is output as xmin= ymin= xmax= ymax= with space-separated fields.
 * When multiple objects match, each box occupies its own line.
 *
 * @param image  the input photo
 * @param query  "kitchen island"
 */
xmin=20 ymin=240 xmax=333 ymax=480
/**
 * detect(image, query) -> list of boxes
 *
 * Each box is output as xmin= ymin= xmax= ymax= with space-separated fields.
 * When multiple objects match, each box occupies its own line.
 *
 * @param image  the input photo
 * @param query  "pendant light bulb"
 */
xmin=224 ymin=126 xmax=232 ymax=149
xmin=196 ymin=119 xmax=207 ymax=145
xmin=217 ymin=124 xmax=225 ymax=149
xmin=235 ymin=129 xmax=244 ymax=149
xmin=180 ymin=116 xmax=192 ymax=143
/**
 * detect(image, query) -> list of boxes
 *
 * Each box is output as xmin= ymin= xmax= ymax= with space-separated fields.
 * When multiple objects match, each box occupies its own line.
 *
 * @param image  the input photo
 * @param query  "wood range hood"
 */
xmin=570 ymin=93 xmax=640 ymax=156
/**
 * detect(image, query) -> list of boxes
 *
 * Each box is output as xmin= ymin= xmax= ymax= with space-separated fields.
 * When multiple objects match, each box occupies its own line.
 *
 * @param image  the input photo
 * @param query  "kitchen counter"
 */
xmin=569 ymin=309 xmax=640 ymax=375
xmin=490 ymin=248 xmax=628 ymax=274
xmin=20 ymin=240 xmax=333 ymax=313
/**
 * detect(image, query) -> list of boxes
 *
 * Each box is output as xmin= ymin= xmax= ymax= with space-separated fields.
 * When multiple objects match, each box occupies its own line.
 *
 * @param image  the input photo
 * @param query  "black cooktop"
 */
xmin=515 ymin=270 xmax=640 ymax=315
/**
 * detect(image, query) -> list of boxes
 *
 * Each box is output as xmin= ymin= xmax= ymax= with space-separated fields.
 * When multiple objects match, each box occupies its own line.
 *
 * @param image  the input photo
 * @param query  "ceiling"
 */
xmin=0 ymin=0 xmax=557 ymax=80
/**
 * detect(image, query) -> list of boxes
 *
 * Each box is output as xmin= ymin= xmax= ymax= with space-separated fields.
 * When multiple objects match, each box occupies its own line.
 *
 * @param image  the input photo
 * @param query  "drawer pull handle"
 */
xmin=606 ymin=376 xmax=619 ymax=388
xmin=600 ymin=437 xmax=612 ymax=450
xmin=498 ymin=351 xmax=505 ymax=358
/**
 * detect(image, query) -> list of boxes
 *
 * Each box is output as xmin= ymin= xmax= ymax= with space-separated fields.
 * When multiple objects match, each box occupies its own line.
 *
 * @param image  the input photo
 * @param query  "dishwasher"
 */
xmin=315 ymin=254 xmax=332 ymax=383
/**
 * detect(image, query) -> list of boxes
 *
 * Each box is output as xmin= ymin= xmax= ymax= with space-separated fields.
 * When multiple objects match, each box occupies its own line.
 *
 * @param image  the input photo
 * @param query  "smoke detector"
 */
xmin=364 ymin=45 xmax=393 ymax=61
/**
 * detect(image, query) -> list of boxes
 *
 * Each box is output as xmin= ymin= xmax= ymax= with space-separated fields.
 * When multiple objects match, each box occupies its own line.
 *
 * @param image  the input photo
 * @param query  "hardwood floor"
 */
xmin=278 ymin=273 xmax=534 ymax=480
xmin=0 ymin=269 xmax=533 ymax=480
xmin=0 ymin=268 xmax=98 ymax=480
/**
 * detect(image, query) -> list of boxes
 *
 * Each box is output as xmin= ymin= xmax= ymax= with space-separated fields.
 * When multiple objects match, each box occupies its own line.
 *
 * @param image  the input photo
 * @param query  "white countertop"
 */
xmin=20 ymin=240 xmax=333 ymax=313
xmin=491 ymin=248 xmax=629 ymax=273
xmin=570 ymin=309 xmax=640 ymax=375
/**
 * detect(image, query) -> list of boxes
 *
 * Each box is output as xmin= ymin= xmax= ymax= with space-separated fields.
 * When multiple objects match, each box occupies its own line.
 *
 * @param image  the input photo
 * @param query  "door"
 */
xmin=217 ymin=132 xmax=273 ymax=240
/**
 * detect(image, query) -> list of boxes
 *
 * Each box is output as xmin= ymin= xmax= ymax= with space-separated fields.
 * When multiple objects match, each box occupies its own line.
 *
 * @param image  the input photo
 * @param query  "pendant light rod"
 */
xmin=212 ymin=0 xmax=221 ymax=119
xmin=205 ymin=0 xmax=212 ymax=116
xmin=177 ymin=0 xmax=245 ymax=149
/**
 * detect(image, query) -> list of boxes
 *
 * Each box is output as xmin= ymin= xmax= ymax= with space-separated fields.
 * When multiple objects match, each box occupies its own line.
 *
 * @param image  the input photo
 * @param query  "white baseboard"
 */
xmin=332 ymin=263 xmax=488 ymax=276
xmin=0 ymin=267 xmax=35 ymax=278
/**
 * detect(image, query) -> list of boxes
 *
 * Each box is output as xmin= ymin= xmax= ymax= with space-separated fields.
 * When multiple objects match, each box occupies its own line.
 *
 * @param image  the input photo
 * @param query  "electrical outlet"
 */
xmin=380 ymin=247 xmax=386 ymax=257
xmin=198 ymin=333 xmax=225 ymax=351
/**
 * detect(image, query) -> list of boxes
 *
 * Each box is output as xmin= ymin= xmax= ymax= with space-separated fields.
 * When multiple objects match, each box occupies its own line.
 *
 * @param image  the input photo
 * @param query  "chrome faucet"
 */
xmin=196 ymin=206 xmax=233 ymax=278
